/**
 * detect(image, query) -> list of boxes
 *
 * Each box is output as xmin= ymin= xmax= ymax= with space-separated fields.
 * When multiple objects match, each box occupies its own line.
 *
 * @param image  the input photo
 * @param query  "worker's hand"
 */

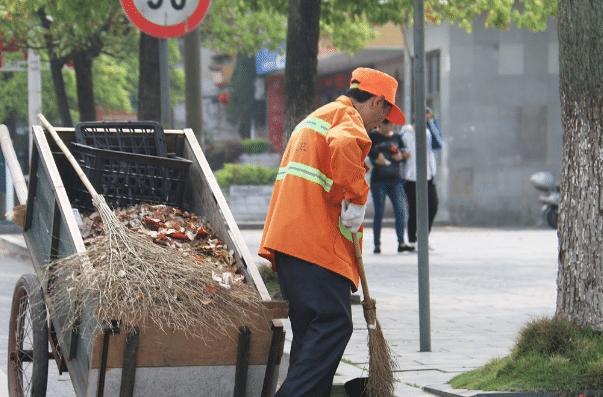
xmin=341 ymin=201 xmax=366 ymax=233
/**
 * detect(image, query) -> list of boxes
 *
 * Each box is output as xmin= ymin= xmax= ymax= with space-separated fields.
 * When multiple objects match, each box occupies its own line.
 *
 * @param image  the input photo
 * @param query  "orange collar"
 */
xmin=336 ymin=95 xmax=353 ymax=108
xmin=336 ymin=95 xmax=365 ymax=131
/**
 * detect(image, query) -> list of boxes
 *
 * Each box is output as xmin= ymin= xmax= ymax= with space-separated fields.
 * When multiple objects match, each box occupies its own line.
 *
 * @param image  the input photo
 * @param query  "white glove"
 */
xmin=341 ymin=201 xmax=366 ymax=233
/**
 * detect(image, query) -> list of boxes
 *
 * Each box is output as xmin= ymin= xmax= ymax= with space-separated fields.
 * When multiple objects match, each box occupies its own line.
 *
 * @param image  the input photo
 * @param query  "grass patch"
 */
xmin=258 ymin=264 xmax=281 ymax=299
xmin=451 ymin=316 xmax=603 ymax=394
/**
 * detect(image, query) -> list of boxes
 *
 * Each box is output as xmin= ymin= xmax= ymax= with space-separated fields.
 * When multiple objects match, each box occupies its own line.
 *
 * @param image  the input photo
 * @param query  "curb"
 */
xmin=423 ymin=385 xmax=568 ymax=397
xmin=0 ymin=234 xmax=29 ymax=258
xmin=423 ymin=386 xmax=472 ymax=397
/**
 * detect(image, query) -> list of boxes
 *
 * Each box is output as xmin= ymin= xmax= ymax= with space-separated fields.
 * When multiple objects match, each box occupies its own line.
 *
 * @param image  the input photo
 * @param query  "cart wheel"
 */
xmin=7 ymin=274 xmax=49 ymax=397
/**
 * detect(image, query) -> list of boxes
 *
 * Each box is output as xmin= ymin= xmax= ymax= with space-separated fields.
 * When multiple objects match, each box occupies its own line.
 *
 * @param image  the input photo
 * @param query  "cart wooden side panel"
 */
xmin=24 ymin=126 xmax=90 ymax=397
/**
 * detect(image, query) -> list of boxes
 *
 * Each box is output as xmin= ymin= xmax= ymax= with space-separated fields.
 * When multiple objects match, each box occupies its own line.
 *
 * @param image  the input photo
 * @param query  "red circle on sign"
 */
xmin=120 ymin=0 xmax=211 ymax=39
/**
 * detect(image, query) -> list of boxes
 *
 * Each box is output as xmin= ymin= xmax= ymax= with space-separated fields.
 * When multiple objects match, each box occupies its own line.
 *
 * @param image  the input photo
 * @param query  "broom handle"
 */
xmin=37 ymin=114 xmax=100 ymax=199
xmin=352 ymin=232 xmax=372 ymax=302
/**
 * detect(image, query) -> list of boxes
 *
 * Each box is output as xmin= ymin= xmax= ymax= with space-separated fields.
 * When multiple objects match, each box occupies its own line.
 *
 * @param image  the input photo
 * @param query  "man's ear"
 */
xmin=373 ymin=95 xmax=386 ymax=108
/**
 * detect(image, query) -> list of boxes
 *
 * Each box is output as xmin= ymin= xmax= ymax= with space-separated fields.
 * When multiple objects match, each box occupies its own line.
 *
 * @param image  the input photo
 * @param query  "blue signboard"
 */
xmin=255 ymin=46 xmax=286 ymax=75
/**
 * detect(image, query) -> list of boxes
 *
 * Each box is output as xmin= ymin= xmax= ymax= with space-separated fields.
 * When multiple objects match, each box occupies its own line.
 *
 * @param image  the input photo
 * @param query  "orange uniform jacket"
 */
xmin=259 ymin=96 xmax=371 ymax=289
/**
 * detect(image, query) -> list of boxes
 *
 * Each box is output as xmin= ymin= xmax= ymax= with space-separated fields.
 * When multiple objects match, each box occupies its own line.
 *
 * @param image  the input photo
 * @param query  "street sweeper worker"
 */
xmin=259 ymin=67 xmax=405 ymax=397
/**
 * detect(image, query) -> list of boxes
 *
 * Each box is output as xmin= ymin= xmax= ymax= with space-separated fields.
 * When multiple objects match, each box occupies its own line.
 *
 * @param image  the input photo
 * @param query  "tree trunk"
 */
xmin=138 ymin=33 xmax=161 ymax=121
xmin=38 ymin=9 xmax=72 ymax=126
xmin=283 ymin=0 xmax=321 ymax=141
xmin=73 ymin=51 xmax=96 ymax=121
xmin=227 ymin=54 xmax=256 ymax=139
xmin=49 ymin=59 xmax=73 ymax=127
xmin=238 ymin=109 xmax=253 ymax=139
xmin=556 ymin=1 xmax=603 ymax=330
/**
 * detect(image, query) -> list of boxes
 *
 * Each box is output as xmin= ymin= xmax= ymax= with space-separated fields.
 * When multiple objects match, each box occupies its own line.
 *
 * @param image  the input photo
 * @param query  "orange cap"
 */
xmin=350 ymin=67 xmax=405 ymax=125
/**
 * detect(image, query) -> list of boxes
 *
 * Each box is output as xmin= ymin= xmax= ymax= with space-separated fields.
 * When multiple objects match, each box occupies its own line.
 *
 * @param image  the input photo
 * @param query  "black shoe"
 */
xmin=373 ymin=246 xmax=381 ymax=254
xmin=398 ymin=243 xmax=415 ymax=252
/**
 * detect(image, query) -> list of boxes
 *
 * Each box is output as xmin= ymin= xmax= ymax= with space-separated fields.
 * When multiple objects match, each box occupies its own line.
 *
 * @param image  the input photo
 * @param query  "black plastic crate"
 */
xmin=75 ymin=121 xmax=167 ymax=156
xmin=67 ymin=142 xmax=191 ymax=210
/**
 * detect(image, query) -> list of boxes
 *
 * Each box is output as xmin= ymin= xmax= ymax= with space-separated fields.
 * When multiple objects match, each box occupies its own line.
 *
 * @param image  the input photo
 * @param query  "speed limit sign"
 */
xmin=120 ymin=0 xmax=211 ymax=38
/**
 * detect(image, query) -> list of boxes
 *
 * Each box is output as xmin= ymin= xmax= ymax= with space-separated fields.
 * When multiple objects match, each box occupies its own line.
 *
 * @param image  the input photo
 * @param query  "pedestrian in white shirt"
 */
xmin=400 ymin=118 xmax=439 ymax=248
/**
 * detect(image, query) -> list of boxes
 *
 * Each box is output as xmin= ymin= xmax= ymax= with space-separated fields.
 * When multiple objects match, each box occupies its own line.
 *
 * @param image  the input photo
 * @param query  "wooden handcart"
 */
xmin=0 ymin=123 xmax=287 ymax=397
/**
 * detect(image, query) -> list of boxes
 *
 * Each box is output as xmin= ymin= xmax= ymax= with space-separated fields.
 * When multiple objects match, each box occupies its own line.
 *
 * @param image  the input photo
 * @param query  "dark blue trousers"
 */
xmin=371 ymin=179 xmax=408 ymax=247
xmin=275 ymin=252 xmax=353 ymax=397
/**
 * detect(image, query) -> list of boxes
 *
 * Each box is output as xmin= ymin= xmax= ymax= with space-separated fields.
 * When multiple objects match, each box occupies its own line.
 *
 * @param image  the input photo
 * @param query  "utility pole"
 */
xmin=400 ymin=16 xmax=413 ymax=116
xmin=184 ymin=28 xmax=203 ymax=144
xmin=414 ymin=0 xmax=432 ymax=352
xmin=28 ymin=49 xmax=42 ymax=160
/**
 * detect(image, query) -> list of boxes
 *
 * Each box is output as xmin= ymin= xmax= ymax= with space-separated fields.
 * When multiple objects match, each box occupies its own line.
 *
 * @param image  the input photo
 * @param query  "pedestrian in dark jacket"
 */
xmin=369 ymin=119 xmax=414 ymax=253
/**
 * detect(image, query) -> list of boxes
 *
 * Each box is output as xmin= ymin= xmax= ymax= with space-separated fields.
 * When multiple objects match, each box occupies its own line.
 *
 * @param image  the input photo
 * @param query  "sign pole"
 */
xmin=120 ymin=0 xmax=211 ymax=129
xmin=184 ymin=27 xmax=203 ymax=144
xmin=414 ymin=0 xmax=432 ymax=352
xmin=159 ymin=39 xmax=171 ymax=128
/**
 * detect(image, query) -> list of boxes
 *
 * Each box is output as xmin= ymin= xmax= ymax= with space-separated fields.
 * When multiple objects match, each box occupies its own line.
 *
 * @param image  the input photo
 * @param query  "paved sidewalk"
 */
xmin=0 ymin=369 xmax=6 ymax=397
xmin=242 ymin=227 xmax=558 ymax=396
xmin=1 ymin=227 xmax=558 ymax=396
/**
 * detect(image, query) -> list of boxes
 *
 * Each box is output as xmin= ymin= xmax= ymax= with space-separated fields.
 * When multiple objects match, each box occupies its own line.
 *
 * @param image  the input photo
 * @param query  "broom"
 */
xmin=36 ymin=114 xmax=263 ymax=340
xmin=352 ymin=232 xmax=396 ymax=396
xmin=38 ymin=113 xmax=136 ymax=257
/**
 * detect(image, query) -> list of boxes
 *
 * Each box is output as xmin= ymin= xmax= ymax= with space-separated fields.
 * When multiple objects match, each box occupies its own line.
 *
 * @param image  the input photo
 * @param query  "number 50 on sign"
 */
xmin=120 ymin=0 xmax=211 ymax=38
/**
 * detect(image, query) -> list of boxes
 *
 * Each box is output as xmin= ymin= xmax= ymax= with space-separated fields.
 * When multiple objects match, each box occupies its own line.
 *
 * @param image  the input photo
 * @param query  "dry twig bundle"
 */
xmin=44 ymin=197 xmax=263 ymax=341
xmin=362 ymin=298 xmax=396 ymax=396
xmin=352 ymin=233 xmax=397 ymax=396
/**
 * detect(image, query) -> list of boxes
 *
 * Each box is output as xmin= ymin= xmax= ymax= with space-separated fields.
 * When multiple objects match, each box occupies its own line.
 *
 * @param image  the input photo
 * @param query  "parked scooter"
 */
xmin=529 ymin=172 xmax=559 ymax=229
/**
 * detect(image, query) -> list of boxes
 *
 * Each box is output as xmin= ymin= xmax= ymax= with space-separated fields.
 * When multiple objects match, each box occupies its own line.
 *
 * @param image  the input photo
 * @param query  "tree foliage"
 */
xmin=202 ymin=0 xmax=558 ymax=57
xmin=0 ymin=1 xmax=133 ymax=59
xmin=0 ymin=0 xmax=187 ymax=125
xmin=0 ymin=51 xmax=74 ymax=124
xmin=0 ymin=0 xmax=136 ymax=123
xmin=0 ymin=54 xmax=29 ymax=123
xmin=0 ymin=0 xmax=558 ymax=125
xmin=321 ymin=0 xmax=557 ymax=32
xmin=201 ymin=0 xmax=287 ymax=55
xmin=0 ymin=53 xmax=137 ymax=125
xmin=200 ymin=0 xmax=376 ymax=55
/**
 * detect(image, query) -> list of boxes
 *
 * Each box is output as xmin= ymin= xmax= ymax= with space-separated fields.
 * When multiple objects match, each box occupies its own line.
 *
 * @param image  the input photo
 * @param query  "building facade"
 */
xmin=260 ymin=19 xmax=561 ymax=226
xmin=419 ymin=18 xmax=561 ymax=226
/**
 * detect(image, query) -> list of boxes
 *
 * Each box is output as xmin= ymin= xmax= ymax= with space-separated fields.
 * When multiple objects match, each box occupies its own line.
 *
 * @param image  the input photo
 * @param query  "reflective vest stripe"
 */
xmin=292 ymin=116 xmax=331 ymax=136
xmin=338 ymin=217 xmax=363 ymax=242
xmin=277 ymin=161 xmax=333 ymax=192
